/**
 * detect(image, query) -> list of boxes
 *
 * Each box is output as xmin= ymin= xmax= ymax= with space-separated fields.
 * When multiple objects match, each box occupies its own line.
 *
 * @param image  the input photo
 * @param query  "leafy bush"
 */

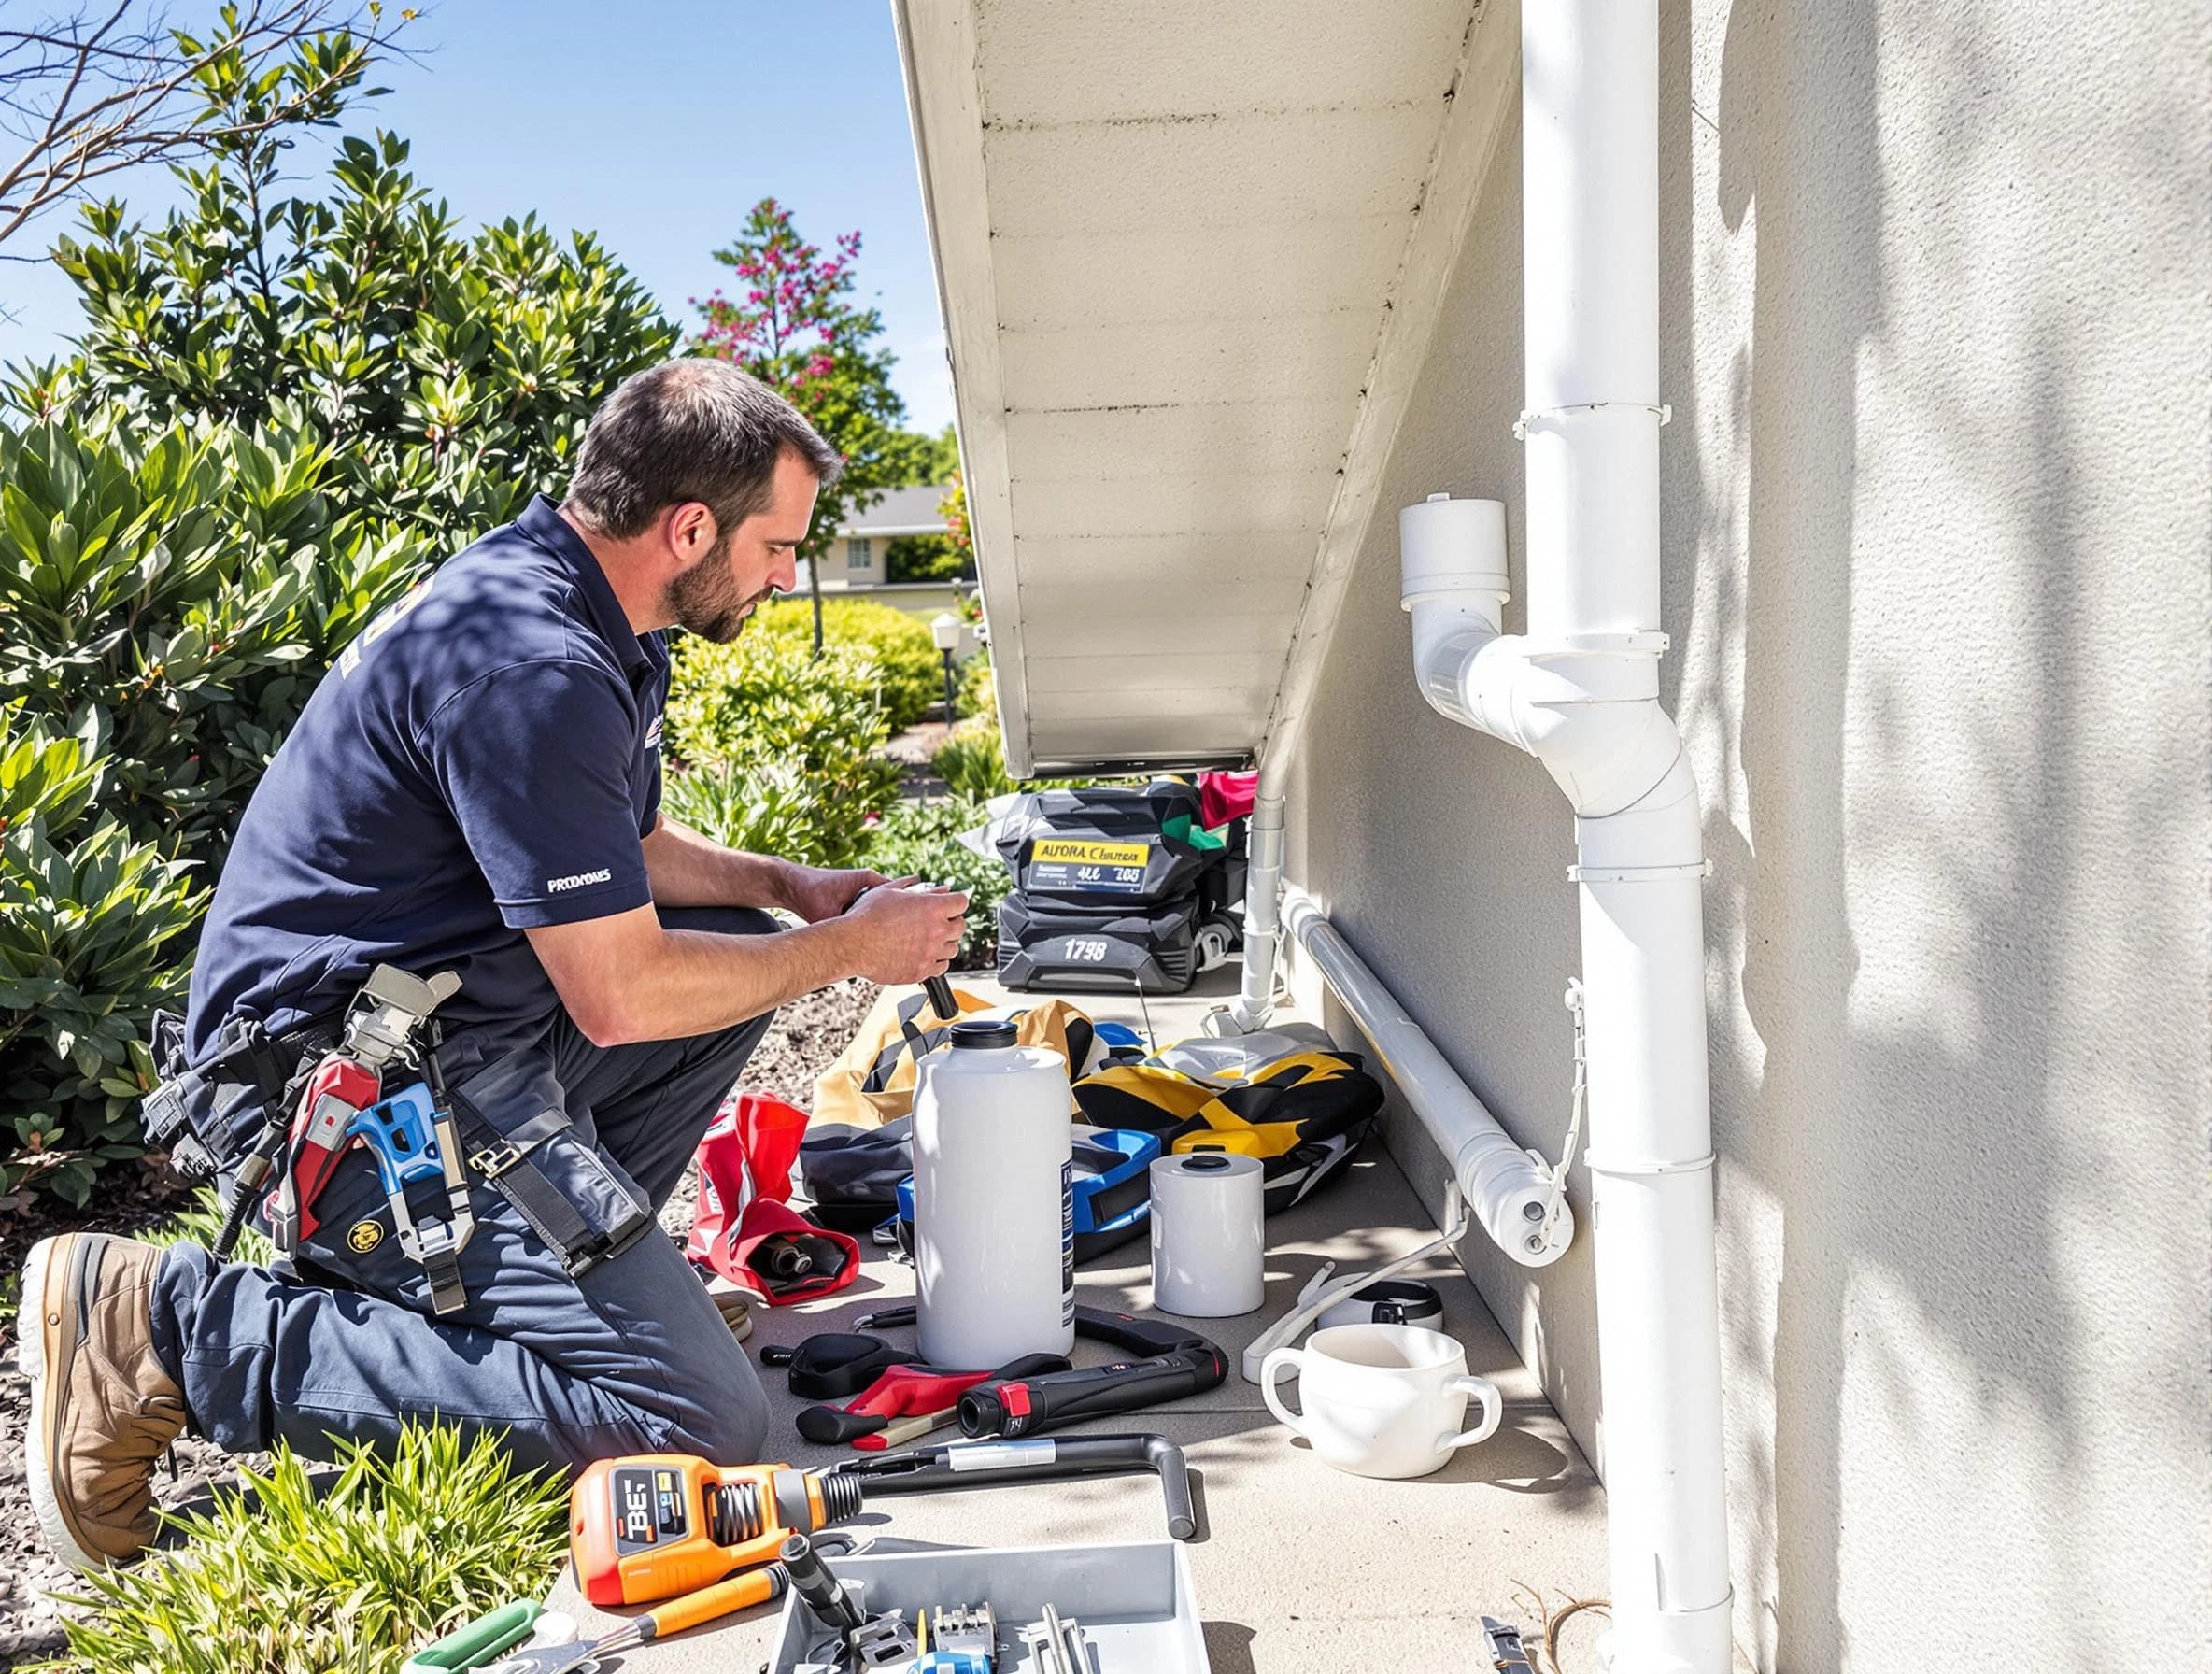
xmin=886 ymin=533 xmax=968 ymax=582
xmin=931 ymin=722 xmax=1019 ymax=802
xmin=956 ymin=651 xmax=995 ymax=720
xmin=52 ymin=1423 xmax=566 ymax=1674
xmin=0 ymin=62 xmax=675 ymax=1205
xmin=751 ymin=597 xmax=942 ymax=731
xmin=0 ymin=418 xmax=390 ymax=1202
xmin=662 ymin=635 xmax=903 ymax=868
xmin=861 ymin=798 xmax=1010 ymax=968
xmin=929 ymin=721 xmax=1097 ymax=803
xmin=40 ymin=91 xmax=675 ymax=546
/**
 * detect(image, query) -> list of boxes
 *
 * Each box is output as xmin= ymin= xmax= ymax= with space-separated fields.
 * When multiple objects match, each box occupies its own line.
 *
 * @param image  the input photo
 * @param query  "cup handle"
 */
xmin=1259 ymin=1347 xmax=1307 ymax=1437
xmin=1439 ymin=1373 xmax=1502 ymax=1448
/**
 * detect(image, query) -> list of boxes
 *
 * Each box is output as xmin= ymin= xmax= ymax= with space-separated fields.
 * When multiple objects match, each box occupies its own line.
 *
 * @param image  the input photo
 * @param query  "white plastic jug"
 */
xmin=912 ymin=1017 xmax=1076 ymax=1368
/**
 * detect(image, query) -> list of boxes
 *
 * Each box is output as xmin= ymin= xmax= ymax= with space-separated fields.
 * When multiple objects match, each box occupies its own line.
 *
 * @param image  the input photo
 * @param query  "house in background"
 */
xmin=797 ymin=482 xmax=968 ymax=600
xmin=894 ymin=2 xmax=2206 ymax=1672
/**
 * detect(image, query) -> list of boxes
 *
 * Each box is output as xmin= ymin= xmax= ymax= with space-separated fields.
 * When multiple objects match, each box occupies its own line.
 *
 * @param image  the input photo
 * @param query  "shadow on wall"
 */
xmin=1661 ymin=2 xmax=2199 ymax=1670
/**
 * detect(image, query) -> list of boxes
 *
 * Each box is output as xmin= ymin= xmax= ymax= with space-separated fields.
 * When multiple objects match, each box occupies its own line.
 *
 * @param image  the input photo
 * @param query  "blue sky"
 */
xmin=0 ymin=0 xmax=954 ymax=431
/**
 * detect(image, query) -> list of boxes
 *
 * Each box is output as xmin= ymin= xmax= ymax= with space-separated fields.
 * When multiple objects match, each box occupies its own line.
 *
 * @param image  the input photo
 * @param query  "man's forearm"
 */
xmin=586 ymin=914 xmax=861 ymax=1045
xmin=641 ymin=814 xmax=795 ymax=911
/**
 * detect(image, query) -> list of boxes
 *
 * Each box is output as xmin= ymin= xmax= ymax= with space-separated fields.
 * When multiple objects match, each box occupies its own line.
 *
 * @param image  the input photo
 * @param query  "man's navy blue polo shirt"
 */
xmin=185 ymin=496 xmax=669 ymax=1062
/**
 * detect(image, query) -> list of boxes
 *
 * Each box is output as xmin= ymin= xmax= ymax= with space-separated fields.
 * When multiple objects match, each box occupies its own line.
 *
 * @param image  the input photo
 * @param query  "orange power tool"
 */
xmin=570 ymin=1455 xmax=862 ymax=1608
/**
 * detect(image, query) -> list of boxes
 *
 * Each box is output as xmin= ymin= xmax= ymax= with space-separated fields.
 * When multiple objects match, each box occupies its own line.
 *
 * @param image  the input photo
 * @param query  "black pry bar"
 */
xmin=832 ymin=1431 xmax=1197 ymax=1541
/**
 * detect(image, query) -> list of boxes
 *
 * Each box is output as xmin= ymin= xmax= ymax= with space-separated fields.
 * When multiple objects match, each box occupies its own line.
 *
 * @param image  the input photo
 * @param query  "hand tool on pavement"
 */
xmin=474 ymin=1560 xmax=809 ymax=1674
xmin=761 ymin=1332 xmax=911 ymax=1398
xmin=268 ymin=964 xmax=462 ymax=1252
xmin=830 ymin=1431 xmax=1198 ymax=1542
xmin=400 ymin=1599 xmax=543 ymax=1673
xmin=856 ymin=1404 xmax=958 ymax=1451
xmin=571 ymin=1456 xmax=866 ymax=1607
xmin=576 ymin=1430 xmax=1197 ymax=1613
xmin=795 ymin=1352 xmax=1071 ymax=1447
xmin=858 ymin=1303 xmax=1227 ymax=1439
xmin=1482 ymin=1615 xmax=1538 ymax=1674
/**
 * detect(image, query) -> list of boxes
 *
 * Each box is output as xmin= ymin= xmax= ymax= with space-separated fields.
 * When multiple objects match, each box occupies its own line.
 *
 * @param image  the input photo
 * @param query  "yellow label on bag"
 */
xmin=1032 ymin=839 xmax=1149 ymax=866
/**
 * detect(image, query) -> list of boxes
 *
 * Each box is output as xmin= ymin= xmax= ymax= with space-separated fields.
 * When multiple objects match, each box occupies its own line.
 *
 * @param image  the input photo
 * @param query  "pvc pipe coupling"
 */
xmin=1399 ymin=492 xmax=1685 ymax=819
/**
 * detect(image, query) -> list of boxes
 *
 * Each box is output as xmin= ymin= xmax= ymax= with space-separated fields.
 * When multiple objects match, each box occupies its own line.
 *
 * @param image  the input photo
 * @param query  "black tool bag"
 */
xmin=991 ymin=782 xmax=1236 ymax=995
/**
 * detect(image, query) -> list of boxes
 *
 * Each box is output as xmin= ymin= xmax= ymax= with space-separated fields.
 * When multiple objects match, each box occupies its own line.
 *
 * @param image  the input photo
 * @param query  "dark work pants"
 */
xmin=148 ymin=907 xmax=778 ymax=1475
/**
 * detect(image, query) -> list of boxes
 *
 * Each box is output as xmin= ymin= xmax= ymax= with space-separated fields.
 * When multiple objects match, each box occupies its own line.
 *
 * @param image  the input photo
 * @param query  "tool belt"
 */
xmin=138 ymin=1011 xmax=655 ymax=1282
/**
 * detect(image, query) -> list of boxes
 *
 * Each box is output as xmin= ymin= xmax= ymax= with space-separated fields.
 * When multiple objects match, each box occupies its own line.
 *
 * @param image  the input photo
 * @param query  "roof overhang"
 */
xmin=892 ymin=0 xmax=1518 ymax=775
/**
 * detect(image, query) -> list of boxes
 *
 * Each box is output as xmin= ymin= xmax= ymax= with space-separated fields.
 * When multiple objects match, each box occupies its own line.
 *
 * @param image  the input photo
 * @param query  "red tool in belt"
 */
xmin=267 ymin=966 xmax=461 ymax=1253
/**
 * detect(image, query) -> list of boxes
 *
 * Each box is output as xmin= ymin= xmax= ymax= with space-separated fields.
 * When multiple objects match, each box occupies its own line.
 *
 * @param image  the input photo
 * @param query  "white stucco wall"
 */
xmin=1285 ymin=4 xmax=2210 ymax=1669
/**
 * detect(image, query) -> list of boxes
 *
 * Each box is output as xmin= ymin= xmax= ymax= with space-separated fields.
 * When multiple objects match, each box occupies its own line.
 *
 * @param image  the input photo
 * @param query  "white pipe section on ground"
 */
xmin=1281 ymin=888 xmax=1571 ymax=1268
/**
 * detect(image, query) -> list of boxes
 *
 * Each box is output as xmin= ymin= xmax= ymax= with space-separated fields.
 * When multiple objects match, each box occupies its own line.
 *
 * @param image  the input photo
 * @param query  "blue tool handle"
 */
xmin=347 ymin=1083 xmax=445 ymax=1193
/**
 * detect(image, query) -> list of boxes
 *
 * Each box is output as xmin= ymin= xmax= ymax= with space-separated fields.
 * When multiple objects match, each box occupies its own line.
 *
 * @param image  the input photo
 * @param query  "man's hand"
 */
xmin=840 ymin=882 xmax=971 ymax=984
xmin=779 ymin=862 xmax=889 ymax=923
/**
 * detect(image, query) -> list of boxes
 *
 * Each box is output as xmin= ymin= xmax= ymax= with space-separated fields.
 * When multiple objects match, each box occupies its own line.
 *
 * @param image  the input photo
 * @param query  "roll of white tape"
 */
xmin=1150 ymin=1153 xmax=1266 ymax=1317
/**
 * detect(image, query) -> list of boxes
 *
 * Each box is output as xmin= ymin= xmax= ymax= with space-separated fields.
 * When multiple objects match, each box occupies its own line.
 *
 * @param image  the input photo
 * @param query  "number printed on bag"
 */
xmin=1065 ymin=938 xmax=1111 ymax=963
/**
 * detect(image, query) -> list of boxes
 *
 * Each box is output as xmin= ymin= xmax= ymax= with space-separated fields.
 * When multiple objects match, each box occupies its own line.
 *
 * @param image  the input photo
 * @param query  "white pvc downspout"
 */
xmin=1387 ymin=5 xmax=1730 ymax=1669
xmin=1228 ymin=4 xmax=1733 ymax=1667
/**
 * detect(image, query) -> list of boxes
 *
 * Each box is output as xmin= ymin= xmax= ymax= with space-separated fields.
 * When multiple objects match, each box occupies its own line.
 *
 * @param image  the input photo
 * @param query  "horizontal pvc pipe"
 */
xmin=1281 ymin=888 xmax=1570 ymax=1267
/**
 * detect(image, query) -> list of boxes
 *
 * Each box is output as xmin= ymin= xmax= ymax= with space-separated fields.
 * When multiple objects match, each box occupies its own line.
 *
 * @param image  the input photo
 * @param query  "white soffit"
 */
xmin=895 ymin=0 xmax=1516 ymax=774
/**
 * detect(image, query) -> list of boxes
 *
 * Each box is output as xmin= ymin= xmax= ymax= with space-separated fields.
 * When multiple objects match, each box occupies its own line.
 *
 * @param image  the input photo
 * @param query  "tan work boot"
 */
xmin=20 ymin=1233 xmax=188 ymax=1570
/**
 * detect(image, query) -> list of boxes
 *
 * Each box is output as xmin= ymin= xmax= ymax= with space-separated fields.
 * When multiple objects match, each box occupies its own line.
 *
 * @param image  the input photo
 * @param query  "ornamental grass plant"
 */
xmin=44 ymin=1423 xmax=567 ymax=1674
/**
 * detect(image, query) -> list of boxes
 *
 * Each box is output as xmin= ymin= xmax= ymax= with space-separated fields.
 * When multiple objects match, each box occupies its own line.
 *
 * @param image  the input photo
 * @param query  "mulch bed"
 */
xmin=0 ymin=976 xmax=880 ymax=1667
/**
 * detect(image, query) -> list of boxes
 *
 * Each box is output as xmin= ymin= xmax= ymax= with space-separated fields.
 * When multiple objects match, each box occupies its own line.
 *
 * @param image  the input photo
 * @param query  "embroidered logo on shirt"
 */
xmin=547 ymin=868 xmax=615 ymax=893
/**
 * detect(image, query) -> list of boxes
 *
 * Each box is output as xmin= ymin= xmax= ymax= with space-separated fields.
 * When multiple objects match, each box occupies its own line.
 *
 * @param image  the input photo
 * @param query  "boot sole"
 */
xmin=21 ymin=1233 xmax=106 ymax=1573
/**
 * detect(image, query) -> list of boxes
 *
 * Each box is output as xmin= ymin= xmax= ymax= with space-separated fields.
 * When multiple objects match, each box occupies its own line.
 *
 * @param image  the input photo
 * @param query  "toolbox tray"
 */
xmin=769 ymin=1539 xmax=1209 ymax=1673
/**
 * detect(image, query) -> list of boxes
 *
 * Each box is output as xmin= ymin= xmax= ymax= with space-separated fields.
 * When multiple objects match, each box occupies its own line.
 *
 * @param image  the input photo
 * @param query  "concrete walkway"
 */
xmin=541 ymin=968 xmax=1616 ymax=1671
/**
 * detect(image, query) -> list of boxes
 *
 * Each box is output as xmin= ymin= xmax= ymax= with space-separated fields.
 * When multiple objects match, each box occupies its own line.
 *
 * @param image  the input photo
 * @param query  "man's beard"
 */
xmin=666 ymin=537 xmax=774 ymax=643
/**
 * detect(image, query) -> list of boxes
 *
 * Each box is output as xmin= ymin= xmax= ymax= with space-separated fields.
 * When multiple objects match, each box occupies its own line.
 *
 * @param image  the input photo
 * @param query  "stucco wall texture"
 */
xmin=1284 ymin=3 xmax=2211 ymax=1669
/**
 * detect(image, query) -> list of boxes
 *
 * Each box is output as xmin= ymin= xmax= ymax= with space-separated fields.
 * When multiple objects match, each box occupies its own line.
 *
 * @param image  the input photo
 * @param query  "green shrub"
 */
xmin=0 ymin=61 xmax=674 ymax=1204
xmin=752 ymin=597 xmax=942 ymax=730
xmin=928 ymin=721 xmax=1099 ymax=803
xmin=662 ymin=635 xmax=904 ymax=868
xmin=861 ymin=798 xmax=1010 ymax=968
xmin=51 ymin=1422 xmax=567 ymax=1674
xmin=956 ymin=651 xmax=996 ymax=720
xmin=885 ymin=533 xmax=968 ymax=582
xmin=931 ymin=722 xmax=1018 ymax=802
xmin=0 ymin=419 xmax=398 ymax=1203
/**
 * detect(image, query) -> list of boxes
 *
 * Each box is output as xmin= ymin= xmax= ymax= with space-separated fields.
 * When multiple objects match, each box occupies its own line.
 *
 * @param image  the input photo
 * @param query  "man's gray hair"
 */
xmin=566 ymin=359 xmax=844 ymax=540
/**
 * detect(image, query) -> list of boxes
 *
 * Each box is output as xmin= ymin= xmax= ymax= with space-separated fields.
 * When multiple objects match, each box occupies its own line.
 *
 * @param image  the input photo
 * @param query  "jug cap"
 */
xmin=948 ymin=1018 xmax=1018 ymax=1050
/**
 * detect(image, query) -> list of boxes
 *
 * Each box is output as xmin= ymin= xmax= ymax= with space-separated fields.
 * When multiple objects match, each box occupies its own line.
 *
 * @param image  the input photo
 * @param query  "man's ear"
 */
xmin=664 ymin=501 xmax=716 ymax=561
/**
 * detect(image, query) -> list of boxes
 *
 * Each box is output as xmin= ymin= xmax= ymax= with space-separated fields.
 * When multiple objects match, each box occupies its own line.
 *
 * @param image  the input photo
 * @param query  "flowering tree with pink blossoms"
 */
xmin=694 ymin=197 xmax=911 ymax=651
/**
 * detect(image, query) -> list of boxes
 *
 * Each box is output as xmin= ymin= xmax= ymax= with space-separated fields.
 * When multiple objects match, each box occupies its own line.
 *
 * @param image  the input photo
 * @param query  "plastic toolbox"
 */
xmin=768 ymin=1538 xmax=1209 ymax=1673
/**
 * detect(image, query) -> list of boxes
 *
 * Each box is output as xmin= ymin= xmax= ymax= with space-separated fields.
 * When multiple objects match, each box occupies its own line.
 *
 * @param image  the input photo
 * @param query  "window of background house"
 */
xmin=848 ymin=538 xmax=872 ymax=570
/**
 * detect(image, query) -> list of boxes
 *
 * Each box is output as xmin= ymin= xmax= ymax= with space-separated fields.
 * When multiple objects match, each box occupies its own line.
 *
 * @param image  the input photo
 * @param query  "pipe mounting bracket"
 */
xmin=1512 ymin=401 xmax=1672 ymax=441
xmin=1582 ymin=1150 xmax=1718 ymax=1177
xmin=1566 ymin=858 xmax=1714 ymax=885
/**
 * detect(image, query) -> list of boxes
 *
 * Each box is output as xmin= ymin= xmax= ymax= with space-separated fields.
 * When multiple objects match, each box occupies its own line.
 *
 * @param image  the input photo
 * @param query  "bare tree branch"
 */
xmin=0 ymin=0 xmax=411 ymax=252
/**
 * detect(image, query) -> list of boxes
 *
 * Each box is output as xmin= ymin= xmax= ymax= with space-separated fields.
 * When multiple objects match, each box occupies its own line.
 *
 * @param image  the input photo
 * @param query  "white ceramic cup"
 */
xmin=1260 ymin=1323 xmax=1502 ymax=1479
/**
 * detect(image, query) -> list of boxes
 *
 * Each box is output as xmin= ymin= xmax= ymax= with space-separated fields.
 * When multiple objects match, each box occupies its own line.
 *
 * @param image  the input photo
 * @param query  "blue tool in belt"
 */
xmin=348 ymin=1031 xmax=475 ymax=1314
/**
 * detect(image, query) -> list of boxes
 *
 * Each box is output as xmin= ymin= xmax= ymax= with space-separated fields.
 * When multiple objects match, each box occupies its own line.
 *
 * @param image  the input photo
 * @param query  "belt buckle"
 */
xmin=468 ymin=1139 xmax=525 ymax=1179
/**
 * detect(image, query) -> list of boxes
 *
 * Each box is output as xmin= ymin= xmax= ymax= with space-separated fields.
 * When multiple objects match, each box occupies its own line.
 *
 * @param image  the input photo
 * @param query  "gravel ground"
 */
xmin=0 ymin=977 xmax=879 ymax=1667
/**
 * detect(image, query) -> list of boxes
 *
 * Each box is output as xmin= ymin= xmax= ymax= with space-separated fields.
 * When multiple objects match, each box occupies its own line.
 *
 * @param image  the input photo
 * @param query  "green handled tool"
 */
xmin=401 ymin=1600 xmax=542 ymax=1673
